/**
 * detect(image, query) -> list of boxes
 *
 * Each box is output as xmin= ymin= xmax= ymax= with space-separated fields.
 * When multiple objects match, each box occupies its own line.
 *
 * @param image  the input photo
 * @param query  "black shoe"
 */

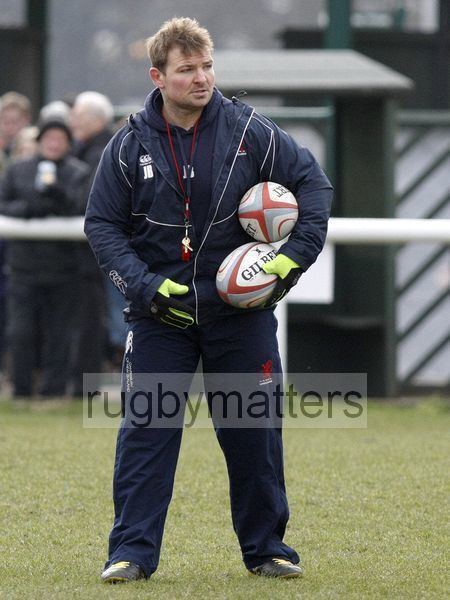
xmin=101 ymin=561 xmax=145 ymax=583
xmin=250 ymin=557 xmax=303 ymax=578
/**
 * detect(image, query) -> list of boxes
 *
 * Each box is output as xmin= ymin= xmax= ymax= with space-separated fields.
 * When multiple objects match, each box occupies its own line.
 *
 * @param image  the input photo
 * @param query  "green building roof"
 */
xmin=214 ymin=49 xmax=413 ymax=97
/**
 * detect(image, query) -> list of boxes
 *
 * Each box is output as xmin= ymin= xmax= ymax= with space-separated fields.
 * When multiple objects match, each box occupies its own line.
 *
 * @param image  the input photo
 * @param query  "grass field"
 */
xmin=0 ymin=397 xmax=449 ymax=599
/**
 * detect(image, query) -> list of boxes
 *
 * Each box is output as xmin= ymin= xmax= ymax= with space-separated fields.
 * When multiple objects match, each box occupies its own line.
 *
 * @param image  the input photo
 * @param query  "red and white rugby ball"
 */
xmin=238 ymin=181 xmax=299 ymax=243
xmin=216 ymin=242 xmax=278 ymax=308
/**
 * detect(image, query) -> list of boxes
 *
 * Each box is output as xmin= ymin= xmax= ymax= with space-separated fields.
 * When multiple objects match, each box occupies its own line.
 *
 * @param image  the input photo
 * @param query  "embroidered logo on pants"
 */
xmin=125 ymin=331 xmax=133 ymax=354
xmin=260 ymin=359 xmax=273 ymax=385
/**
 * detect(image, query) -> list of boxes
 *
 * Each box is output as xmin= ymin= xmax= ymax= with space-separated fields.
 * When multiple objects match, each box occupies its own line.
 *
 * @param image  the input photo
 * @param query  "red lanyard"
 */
xmin=164 ymin=116 xmax=200 ymax=261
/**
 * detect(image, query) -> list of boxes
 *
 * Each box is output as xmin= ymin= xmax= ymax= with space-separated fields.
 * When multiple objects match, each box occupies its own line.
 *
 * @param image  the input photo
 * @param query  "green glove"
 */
xmin=158 ymin=279 xmax=189 ymax=298
xmin=150 ymin=279 xmax=195 ymax=328
xmin=262 ymin=253 xmax=302 ymax=306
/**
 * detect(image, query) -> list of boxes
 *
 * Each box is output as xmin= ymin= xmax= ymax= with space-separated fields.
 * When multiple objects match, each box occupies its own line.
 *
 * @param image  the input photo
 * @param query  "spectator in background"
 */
xmin=70 ymin=91 xmax=113 ymax=169
xmin=0 ymin=240 xmax=6 ymax=387
xmin=0 ymin=104 xmax=5 ymax=173
xmin=0 ymin=92 xmax=32 ymax=159
xmin=39 ymin=100 xmax=71 ymax=126
xmin=10 ymin=126 xmax=39 ymax=160
xmin=0 ymin=92 xmax=33 ymax=388
xmin=0 ymin=119 xmax=90 ymax=397
xmin=70 ymin=91 xmax=124 ymax=393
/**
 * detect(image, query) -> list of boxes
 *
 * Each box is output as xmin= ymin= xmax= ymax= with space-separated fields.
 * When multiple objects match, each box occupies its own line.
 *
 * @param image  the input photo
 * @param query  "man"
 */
xmin=69 ymin=92 xmax=115 ymax=396
xmin=0 ymin=91 xmax=32 ymax=160
xmin=70 ymin=91 xmax=114 ymax=171
xmin=85 ymin=17 xmax=333 ymax=583
xmin=0 ymin=119 xmax=89 ymax=397
xmin=0 ymin=92 xmax=33 ymax=378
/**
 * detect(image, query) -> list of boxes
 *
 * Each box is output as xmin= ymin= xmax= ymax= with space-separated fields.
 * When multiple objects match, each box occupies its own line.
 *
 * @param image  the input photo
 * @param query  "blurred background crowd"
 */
xmin=0 ymin=89 xmax=126 ymax=398
xmin=0 ymin=0 xmax=448 ymax=398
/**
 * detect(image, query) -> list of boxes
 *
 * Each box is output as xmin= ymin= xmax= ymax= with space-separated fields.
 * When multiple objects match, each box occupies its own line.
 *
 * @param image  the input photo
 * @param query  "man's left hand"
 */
xmin=262 ymin=253 xmax=302 ymax=307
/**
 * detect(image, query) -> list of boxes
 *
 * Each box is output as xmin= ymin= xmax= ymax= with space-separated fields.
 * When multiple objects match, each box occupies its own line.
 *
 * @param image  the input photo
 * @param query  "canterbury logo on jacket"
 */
xmin=84 ymin=88 xmax=333 ymax=324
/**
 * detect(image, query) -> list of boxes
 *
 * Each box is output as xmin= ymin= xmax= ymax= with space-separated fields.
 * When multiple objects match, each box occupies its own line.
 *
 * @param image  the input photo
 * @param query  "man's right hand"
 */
xmin=150 ymin=279 xmax=195 ymax=329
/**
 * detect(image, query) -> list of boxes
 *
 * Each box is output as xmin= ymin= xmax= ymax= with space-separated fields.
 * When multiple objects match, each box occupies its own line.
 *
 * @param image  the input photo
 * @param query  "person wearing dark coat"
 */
xmin=69 ymin=92 xmax=116 ymax=395
xmin=0 ymin=120 xmax=90 ymax=397
xmin=86 ymin=18 xmax=332 ymax=583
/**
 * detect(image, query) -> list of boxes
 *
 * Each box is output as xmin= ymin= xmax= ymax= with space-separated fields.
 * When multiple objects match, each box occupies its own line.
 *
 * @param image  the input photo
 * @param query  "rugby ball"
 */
xmin=238 ymin=181 xmax=298 ymax=243
xmin=216 ymin=242 xmax=278 ymax=308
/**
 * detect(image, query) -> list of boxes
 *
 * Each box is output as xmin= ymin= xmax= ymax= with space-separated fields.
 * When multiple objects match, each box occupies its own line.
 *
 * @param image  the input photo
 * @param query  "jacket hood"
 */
xmin=138 ymin=87 xmax=223 ymax=133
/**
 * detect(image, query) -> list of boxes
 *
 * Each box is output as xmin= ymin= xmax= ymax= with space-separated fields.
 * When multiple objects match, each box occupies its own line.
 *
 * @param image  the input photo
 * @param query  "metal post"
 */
xmin=332 ymin=96 xmax=397 ymax=396
xmin=324 ymin=0 xmax=352 ymax=178
xmin=436 ymin=0 xmax=450 ymax=108
xmin=26 ymin=0 xmax=47 ymax=28
xmin=26 ymin=0 xmax=47 ymax=106
xmin=325 ymin=0 xmax=353 ymax=49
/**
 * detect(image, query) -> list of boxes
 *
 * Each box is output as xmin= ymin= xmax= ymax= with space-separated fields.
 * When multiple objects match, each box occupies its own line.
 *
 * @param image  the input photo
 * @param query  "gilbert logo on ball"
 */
xmin=238 ymin=181 xmax=298 ymax=243
xmin=216 ymin=242 xmax=278 ymax=308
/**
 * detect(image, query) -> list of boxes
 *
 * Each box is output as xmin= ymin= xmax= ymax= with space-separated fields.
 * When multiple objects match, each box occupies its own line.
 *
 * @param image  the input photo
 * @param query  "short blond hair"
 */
xmin=0 ymin=91 xmax=31 ymax=117
xmin=146 ymin=17 xmax=213 ymax=71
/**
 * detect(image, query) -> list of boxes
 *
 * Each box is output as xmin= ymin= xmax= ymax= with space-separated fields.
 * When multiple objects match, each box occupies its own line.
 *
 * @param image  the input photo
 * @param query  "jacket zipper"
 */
xmin=191 ymin=108 xmax=255 ymax=324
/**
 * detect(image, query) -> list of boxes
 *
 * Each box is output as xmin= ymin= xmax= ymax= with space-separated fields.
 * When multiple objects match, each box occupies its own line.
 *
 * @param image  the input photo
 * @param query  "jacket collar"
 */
xmin=140 ymin=87 xmax=223 ymax=133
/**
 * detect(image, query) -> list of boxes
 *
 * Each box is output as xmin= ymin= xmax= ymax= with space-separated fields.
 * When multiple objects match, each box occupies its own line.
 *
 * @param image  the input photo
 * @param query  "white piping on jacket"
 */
xmin=131 ymin=212 xmax=191 ymax=228
xmin=211 ymin=208 xmax=237 ymax=225
xmin=146 ymin=218 xmax=189 ymax=228
xmin=254 ymin=116 xmax=275 ymax=179
xmin=118 ymin=131 xmax=133 ymax=189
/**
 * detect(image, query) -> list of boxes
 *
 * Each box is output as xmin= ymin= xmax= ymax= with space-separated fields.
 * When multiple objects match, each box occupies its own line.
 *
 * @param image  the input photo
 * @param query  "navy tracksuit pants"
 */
xmin=105 ymin=310 xmax=299 ymax=576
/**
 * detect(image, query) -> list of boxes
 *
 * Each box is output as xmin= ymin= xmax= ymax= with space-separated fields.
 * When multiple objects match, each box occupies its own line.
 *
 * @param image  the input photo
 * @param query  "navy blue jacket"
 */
xmin=84 ymin=88 xmax=333 ymax=324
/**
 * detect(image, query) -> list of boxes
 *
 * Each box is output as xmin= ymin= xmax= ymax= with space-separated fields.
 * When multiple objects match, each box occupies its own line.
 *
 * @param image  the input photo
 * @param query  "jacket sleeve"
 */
xmin=261 ymin=118 xmax=333 ymax=271
xmin=64 ymin=161 xmax=92 ymax=216
xmin=0 ymin=164 xmax=33 ymax=218
xmin=84 ymin=132 xmax=164 ymax=312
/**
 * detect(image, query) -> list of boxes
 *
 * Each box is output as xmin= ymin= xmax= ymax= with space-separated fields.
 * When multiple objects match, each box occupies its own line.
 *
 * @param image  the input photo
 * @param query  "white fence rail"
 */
xmin=0 ymin=216 xmax=449 ymax=243
xmin=1 ymin=215 xmax=448 ymax=384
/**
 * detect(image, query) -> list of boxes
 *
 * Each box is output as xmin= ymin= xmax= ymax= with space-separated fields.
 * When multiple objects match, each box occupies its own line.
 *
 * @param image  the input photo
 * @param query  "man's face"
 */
xmin=70 ymin=105 xmax=102 ymax=142
xmin=39 ymin=128 xmax=71 ymax=161
xmin=150 ymin=46 xmax=215 ymax=114
xmin=0 ymin=107 xmax=30 ymax=143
